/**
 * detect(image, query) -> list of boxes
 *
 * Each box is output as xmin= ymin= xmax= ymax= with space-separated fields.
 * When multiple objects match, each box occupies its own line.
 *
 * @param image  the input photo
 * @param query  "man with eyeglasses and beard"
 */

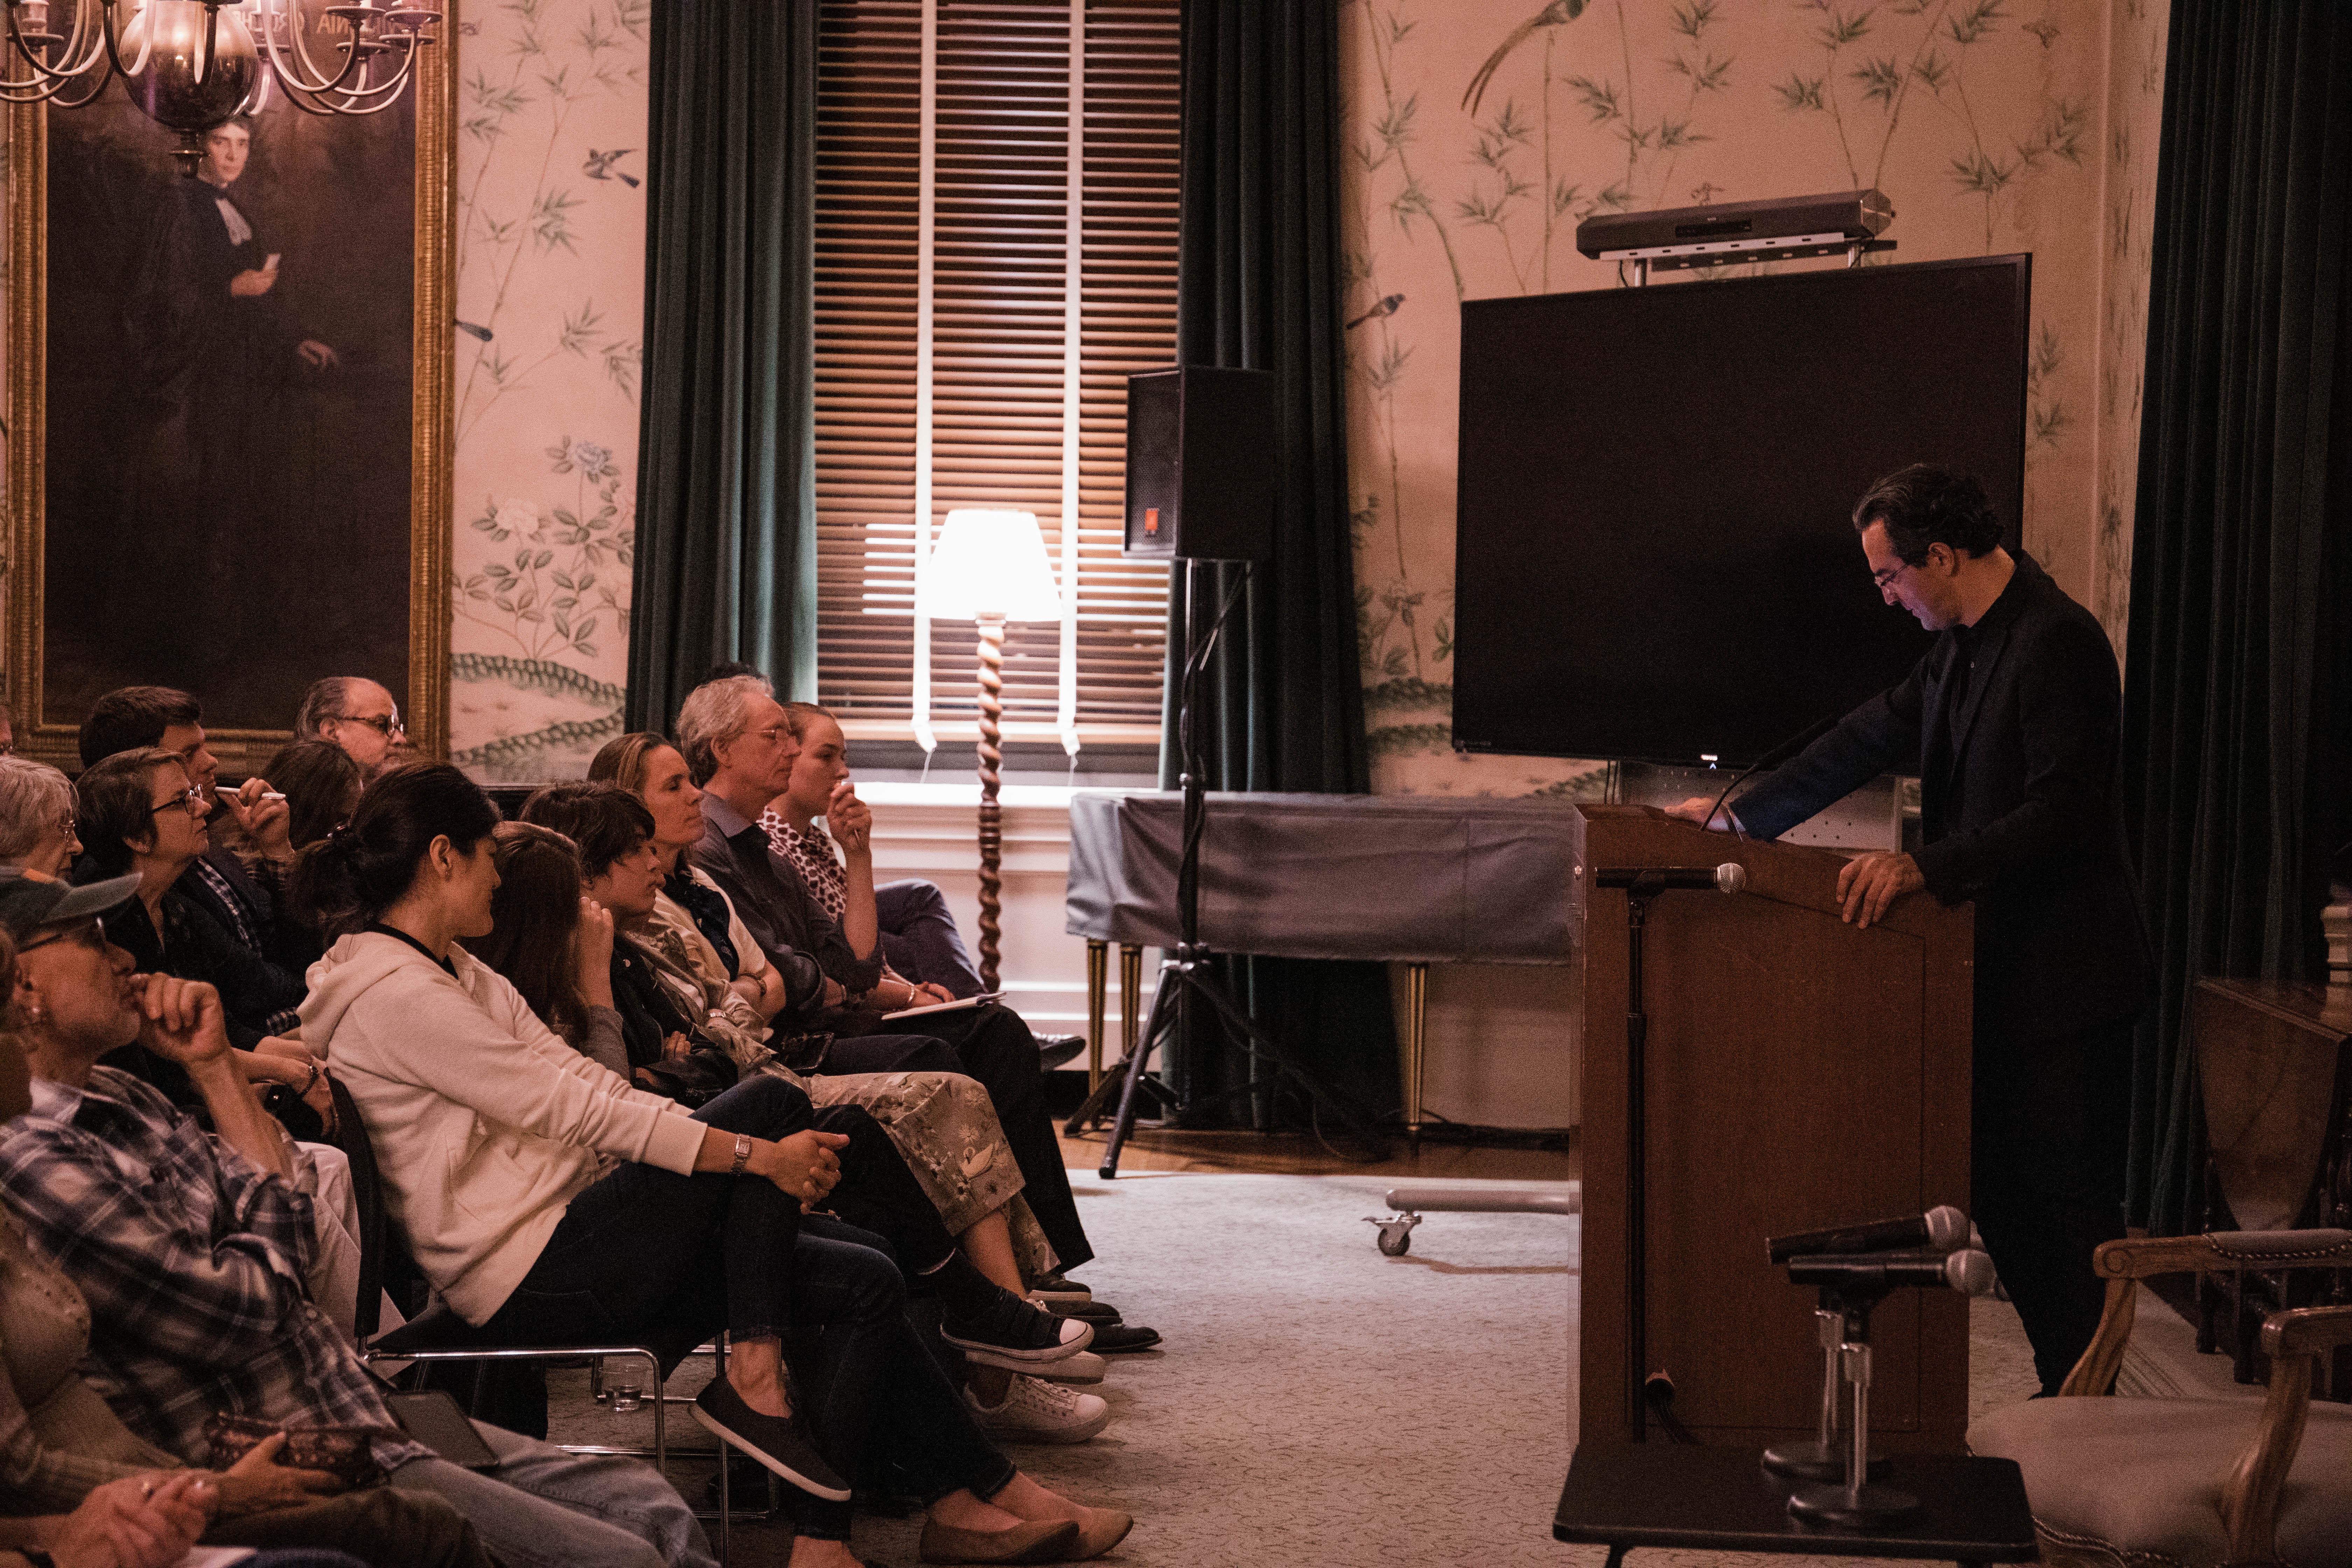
xmin=1666 ymin=463 xmax=2152 ymax=1399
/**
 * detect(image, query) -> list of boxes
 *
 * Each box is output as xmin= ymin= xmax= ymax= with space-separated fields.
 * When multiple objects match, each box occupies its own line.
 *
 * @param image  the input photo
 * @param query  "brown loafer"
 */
xmin=918 ymin=1517 xmax=1081 ymax=1564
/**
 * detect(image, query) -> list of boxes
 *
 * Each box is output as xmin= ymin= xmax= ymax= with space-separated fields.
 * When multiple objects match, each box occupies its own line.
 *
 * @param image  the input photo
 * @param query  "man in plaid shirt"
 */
xmin=0 ymin=873 xmax=716 ymax=1568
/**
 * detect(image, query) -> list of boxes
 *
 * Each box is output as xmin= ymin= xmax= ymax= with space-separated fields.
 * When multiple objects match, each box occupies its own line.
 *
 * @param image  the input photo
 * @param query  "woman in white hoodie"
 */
xmin=297 ymin=765 xmax=1132 ymax=1567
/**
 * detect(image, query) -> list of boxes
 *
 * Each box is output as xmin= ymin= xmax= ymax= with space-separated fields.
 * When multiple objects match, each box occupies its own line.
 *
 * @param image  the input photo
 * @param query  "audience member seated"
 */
xmin=0 ymin=759 xmax=81 ymax=878
xmin=244 ymin=738 xmax=366 ymax=974
xmin=674 ymin=678 xmax=1100 ymax=1289
xmin=294 ymin=764 xmax=1127 ymax=1563
xmin=762 ymin=703 xmax=987 ymax=999
xmin=0 ymin=872 xmax=723 ymax=1568
xmin=0 ymin=944 xmax=493 ymax=1568
xmin=77 ymin=688 xmax=306 ymax=979
xmin=292 ymin=679 xmax=407 ymax=781
xmin=70 ymin=750 xmax=325 ymax=1138
xmin=504 ymin=788 xmax=1114 ymax=1441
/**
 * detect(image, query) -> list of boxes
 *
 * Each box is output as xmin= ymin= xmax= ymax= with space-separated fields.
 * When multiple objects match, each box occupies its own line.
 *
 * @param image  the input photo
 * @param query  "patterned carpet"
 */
xmin=544 ymin=1172 xmax=2248 ymax=1567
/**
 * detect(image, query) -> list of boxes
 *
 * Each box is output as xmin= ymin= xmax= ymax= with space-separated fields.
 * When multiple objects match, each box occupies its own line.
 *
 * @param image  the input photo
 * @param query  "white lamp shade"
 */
xmin=920 ymin=509 xmax=1066 ymax=622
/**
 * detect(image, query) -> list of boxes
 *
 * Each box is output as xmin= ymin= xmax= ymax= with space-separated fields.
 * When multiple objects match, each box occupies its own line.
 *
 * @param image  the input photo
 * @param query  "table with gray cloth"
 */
xmin=1063 ymin=790 xmax=1581 ymax=1140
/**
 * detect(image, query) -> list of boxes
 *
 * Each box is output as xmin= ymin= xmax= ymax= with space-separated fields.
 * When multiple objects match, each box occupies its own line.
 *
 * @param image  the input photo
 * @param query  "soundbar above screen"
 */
xmin=1452 ymin=254 xmax=2029 ymax=767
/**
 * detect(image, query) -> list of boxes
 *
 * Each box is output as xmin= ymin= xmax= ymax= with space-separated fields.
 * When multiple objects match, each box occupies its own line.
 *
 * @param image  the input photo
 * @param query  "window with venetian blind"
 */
xmin=814 ymin=0 xmax=1180 ymax=748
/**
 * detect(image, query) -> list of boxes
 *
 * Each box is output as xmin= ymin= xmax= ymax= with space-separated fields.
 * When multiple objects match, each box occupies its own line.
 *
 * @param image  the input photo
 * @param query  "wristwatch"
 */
xmin=729 ymin=1132 xmax=753 ymax=1176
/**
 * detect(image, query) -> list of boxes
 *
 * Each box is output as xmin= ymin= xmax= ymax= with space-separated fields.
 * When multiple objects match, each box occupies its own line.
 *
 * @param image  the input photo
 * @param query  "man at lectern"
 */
xmin=1668 ymin=462 xmax=2151 ymax=1396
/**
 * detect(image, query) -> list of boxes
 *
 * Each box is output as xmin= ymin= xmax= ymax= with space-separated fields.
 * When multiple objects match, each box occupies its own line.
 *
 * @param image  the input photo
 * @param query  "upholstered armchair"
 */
xmin=1969 ymin=1230 xmax=2352 ymax=1568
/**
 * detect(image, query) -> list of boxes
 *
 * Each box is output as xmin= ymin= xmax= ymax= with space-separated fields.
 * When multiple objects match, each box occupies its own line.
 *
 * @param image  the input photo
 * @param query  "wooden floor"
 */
xmin=1054 ymin=1122 xmax=1579 ymax=1180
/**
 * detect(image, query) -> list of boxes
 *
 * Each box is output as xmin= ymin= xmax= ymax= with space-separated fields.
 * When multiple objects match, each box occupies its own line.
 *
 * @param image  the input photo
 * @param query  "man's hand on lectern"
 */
xmin=1665 ymin=796 xmax=1740 ymax=832
xmin=1836 ymin=850 xmax=1924 ymax=929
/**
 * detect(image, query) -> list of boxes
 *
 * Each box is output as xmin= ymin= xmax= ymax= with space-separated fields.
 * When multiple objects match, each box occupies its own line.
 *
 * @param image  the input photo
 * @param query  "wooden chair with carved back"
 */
xmin=1968 ymin=1229 xmax=2352 ymax=1568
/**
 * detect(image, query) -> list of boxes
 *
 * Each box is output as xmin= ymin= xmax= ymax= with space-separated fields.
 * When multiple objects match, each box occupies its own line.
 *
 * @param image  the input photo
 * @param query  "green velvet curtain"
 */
xmin=2120 ymin=0 xmax=2352 ymax=1234
xmin=626 ymin=0 xmax=819 ymax=733
xmin=1158 ymin=0 xmax=1398 ymax=1126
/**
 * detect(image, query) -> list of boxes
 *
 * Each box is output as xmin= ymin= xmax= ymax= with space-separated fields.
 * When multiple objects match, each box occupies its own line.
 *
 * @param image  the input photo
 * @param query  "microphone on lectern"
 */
xmin=1594 ymin=863 xmax=1748 ymax=894
xmin=1767 ymin=1205 xmax=1970 ymax=1263
xmin=1784 ymin=1247 xmax=1996 ymax=1297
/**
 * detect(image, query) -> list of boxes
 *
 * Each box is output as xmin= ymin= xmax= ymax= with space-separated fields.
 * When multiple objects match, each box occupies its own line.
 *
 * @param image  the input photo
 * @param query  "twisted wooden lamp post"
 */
xmin=920 ymin=510 xmax=1065 ymax=994
xmin=973 ymin=609 xmax=1007 ymax=988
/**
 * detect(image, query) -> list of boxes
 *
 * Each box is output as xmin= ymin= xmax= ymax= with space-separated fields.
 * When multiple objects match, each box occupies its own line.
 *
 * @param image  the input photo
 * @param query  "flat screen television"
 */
xmin=1451 ymin=254 xmax=2030 ymax=767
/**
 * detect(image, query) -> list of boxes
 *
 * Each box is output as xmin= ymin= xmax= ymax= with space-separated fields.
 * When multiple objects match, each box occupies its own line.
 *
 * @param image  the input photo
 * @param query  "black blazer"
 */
xmin=1734 ymin=551 xmax=2151 ymax=1045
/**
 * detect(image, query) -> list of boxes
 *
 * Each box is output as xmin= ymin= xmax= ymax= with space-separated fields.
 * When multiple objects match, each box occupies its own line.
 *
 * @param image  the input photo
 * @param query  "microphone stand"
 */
xmin=1080 ymin=557 xmax=1383 ymax=1178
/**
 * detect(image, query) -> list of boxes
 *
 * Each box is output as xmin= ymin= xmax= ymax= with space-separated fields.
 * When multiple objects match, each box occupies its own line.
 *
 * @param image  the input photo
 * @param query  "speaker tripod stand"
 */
xmin=1063 ymin=559 xmax=1384 ymax=1178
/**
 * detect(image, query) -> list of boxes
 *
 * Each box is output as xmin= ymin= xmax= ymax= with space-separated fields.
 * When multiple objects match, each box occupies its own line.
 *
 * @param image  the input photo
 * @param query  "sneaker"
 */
xmin=1035 ymin=1035 xmax=1087 ymax=1071
xmin=1028 ymin=1350 xmax=1105 ymax=1385
xmin=943 ymin=1298 xmax=1094 ymax=1371
xmin=962 ymin=1374 xmax=1112 ymax=1444
xmin=692 ymin=1376 xmax=852 ymax=1501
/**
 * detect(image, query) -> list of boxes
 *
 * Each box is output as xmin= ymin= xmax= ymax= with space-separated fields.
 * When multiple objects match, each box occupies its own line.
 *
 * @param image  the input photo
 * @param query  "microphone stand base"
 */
xmin=1760 ymin=1441 xmax=1888 ymax=1483
xmin=1786 ymin=1482 xmax=1920 ymax=1528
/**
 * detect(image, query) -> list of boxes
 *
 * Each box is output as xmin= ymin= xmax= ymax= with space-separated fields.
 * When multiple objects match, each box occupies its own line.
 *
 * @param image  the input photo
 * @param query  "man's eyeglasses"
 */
xmin=336 ymin=713 xmax=405 ymax=738
xmin=150 ymin=787 xmax=206 ymax=818
xmin=21 ymin=918 xmax=107 ymax=954
xmin=1869 ymin=561 xmax=1913 ymax=592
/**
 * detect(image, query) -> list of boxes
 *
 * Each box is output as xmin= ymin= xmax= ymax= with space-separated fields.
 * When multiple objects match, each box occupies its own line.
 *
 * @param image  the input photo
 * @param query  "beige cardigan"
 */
xmin=301 ymin=932 xmax=708 ymax=1325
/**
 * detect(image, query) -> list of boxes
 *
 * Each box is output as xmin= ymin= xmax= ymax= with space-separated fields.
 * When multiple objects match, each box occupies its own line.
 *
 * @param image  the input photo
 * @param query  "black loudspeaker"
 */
xmin=1122 ymin=365 xmax=1278 ymax=560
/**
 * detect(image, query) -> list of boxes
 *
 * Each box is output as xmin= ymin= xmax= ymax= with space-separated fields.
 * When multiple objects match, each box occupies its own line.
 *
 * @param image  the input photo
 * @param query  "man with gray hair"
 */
xmin=293 ymin=677 xmax=406 ymax=778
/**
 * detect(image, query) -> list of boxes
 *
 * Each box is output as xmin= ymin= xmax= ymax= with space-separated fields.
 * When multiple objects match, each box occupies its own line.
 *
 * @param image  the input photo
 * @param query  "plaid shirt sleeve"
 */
xmin=0 ymin=1078 xmax=316 ymax=1367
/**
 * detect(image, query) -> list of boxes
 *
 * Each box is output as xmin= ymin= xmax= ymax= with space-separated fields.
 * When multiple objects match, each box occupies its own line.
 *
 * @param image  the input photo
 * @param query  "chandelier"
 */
xmin=1 ymin=0 xmax=440 ymax=172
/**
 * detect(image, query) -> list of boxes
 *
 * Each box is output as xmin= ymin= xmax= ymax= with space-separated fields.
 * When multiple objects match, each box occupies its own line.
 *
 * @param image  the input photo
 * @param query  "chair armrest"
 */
xmin=2057 ymin=1231 xmax=2352 ymax=1395
xmin=2220 ymin=1303 xmax=2352 ymax=1561
xmin=2092 ymin=1228 xmax=2352 ymax=1280
xmin=2263 ymin=1302 xmax=2352 ymax=1359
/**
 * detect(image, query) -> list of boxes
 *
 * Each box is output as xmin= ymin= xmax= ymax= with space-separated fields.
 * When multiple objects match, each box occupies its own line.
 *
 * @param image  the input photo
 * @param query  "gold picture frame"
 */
xmin=6 ymin=46 xmax=453 ymax=776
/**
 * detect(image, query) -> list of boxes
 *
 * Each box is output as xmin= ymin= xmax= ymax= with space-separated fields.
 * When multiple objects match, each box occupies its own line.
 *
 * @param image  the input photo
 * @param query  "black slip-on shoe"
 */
xmin=1087 ymin=1322 xmax=1162 ymax=1353
xmin=1035 ymin=1035 xmax=1087 ymax=1071
xmin=1041 ymin=1298 xmax=1122 ymax=1325
xmin=692 ymin=1376 xmax=852 ymax=1501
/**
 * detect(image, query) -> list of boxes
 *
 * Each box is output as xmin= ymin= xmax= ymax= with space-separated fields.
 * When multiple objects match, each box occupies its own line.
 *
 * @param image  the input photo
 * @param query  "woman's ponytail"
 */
xmin=290 ymin=762 xmax=502 ymax=938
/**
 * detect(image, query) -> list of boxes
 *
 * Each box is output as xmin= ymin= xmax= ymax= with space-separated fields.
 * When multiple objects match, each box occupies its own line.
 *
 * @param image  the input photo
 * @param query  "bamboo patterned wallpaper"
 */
xmin=447 ymin=0 xmax=646 ymax=779
xmin=1339 ymin=0 xmax=2168 ymax=795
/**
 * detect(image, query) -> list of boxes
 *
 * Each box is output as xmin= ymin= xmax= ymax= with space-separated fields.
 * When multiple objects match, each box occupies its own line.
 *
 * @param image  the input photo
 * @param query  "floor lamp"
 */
xmin=918 ymin=509 xmax=1066 ymax=991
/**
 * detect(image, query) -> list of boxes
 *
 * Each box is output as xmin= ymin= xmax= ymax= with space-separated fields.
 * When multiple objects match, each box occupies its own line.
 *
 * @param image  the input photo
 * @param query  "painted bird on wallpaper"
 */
xmin=1346 ymin=294 xmax=1405 ymax=330
xmin=1463 ymin=0 xmax=1588 ymax=116
xmin=584 ymin=149 xmax=639 ymax=188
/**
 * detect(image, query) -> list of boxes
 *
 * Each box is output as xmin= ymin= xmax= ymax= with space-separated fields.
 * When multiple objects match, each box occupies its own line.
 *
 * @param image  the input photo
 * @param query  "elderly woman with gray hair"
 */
xmin=0 ymin=757 xmax=81 ymax=878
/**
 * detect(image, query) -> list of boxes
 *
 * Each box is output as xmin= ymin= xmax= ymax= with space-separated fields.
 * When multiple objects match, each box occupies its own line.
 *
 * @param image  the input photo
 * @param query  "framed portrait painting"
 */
xmin=7 ymin=37 xmax=451 ymax=772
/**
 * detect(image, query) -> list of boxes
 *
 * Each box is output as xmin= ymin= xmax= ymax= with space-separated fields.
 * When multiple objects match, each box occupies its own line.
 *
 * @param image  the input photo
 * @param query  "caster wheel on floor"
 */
xmin=1366 ymin=1212 xmax=1420 ymax=1256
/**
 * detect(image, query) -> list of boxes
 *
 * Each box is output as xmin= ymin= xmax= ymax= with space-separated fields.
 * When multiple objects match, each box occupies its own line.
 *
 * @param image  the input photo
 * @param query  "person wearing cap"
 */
xmin=0 ymin=872 xmax=726 ymax=1568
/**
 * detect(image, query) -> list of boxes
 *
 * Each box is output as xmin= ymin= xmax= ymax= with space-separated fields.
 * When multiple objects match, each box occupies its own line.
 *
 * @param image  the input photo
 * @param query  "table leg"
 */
xmin=1086 ymin=940 xmax=1107 ymax=1092
xmin=1120 ymin=945 xmax=1142 ymax=1066
xmin=1603 ymin=1545 xmax=1628 ymax=1568
xmin=1405 ymin=961 xmax=1430 ymax=1146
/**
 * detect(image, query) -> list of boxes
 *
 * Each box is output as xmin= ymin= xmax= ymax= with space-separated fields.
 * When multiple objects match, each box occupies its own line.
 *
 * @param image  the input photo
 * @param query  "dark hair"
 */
xmin=261 ymin=738 xmax=365 ymax=850
xmin=79 ymin=687 xmax=201 ymax=767
xmin=701 ymin=661 xmax=768 ymax=688
xmin=1851 ymin=464 xmax=2003 ymax=563
xmin=292 ymin=762 xmax=502 ymax=938
xmin=73 ymin=748 xmax=188 ymax=877
xmin=461 ymin=822 xmax=593 ymax=1041
xmin=517 ymin=783 xmax=655 ymax=881
xmin=587 ymin=732 xmax=678 ymax=799
xmin=780 ymin=701 xmax=838 ymax=740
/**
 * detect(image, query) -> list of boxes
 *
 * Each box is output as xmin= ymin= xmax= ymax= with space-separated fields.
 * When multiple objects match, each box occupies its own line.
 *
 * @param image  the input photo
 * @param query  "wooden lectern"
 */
xmin=1575 ymin=806 xmax=1975 ymax=1453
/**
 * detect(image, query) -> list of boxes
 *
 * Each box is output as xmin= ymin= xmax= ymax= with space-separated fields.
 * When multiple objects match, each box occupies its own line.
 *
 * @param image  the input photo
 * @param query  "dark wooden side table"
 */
xmin=1554 ymin=1444 xmax=2038 ymax=1568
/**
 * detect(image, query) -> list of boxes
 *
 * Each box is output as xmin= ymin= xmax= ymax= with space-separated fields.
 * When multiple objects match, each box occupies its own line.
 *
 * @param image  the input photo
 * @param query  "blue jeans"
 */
xmin=391 ymin=1420 xmax=715 ymax=1568
xmin=785 ymin=1230 xmax=1017 ymax=1541
xmin=876 ymin=879 xmax=985 ymax=996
